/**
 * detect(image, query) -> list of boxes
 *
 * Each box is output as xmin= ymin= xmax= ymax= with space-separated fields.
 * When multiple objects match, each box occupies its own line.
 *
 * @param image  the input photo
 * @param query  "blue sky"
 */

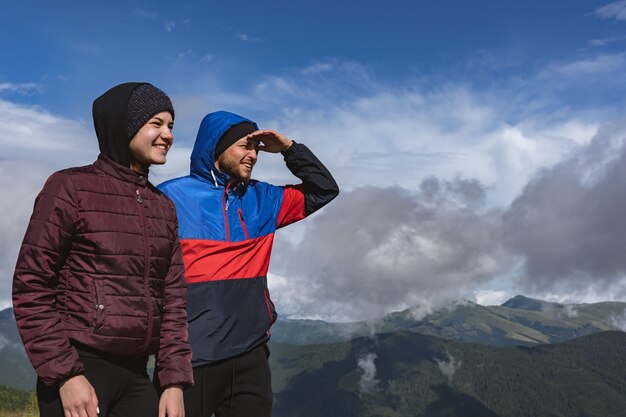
xmin=3 ymin=0 xmax=626 ymax=321
xmin=4 ymin=0 xmax=626 ymax=117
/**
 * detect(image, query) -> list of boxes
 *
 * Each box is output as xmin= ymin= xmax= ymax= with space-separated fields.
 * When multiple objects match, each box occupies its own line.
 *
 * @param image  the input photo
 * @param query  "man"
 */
xmin=158 ymin=111 xmax=339 ymax=417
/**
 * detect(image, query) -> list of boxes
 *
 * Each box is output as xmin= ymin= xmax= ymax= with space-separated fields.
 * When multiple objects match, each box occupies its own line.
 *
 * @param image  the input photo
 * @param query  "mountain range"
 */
xmin=271 ymin=295 xmax=626 ymax=346
xmin=1 ymin=295 xmax=625 ymax=416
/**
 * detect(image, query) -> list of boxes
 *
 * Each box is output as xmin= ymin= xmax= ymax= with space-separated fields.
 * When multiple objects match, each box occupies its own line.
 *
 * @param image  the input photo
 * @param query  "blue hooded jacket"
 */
xmin=158 ymin=111 xmax=338 ymax=365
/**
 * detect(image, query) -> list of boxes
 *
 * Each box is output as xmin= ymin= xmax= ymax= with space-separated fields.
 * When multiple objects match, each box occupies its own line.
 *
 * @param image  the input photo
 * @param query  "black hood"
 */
xmin=92 ymin=82 xmax=145 ymax=168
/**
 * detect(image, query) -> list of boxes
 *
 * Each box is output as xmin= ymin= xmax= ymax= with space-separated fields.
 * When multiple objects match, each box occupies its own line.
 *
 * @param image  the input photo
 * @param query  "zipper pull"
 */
xmin=136 ymin=189 xmax=143 ymax=203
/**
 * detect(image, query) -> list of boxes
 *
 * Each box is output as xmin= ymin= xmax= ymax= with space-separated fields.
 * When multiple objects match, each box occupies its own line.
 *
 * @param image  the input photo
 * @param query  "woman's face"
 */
xmin=129 ymin=111 xmax=174 ymax=172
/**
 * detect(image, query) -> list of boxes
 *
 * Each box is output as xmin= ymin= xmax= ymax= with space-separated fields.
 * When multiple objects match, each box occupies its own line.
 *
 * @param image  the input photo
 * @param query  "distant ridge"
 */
xmin=500 ymin=295 xmax=557 ymax=311
xmin=272 ymin=295 xmax=626 ymax=346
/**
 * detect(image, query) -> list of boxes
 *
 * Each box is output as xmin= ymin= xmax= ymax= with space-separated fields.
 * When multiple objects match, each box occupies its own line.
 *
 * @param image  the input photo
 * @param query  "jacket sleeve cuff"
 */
xmin=281 ymin=140 xmax=299 ymax=157
xmin=39 ymin=357 xmax=85 ymax=386
xmin=157 ymin=369 xmax=194 ymax=390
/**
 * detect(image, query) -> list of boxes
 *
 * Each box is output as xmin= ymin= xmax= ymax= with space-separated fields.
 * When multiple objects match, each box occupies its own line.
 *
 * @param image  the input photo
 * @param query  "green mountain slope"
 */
xmin=0 ymin=310 xmax=35 ymax=390
xmin=272 ymin=295 xmax=626 ymax=346
xmin=269 ymin=331 xmax=626 ymax=417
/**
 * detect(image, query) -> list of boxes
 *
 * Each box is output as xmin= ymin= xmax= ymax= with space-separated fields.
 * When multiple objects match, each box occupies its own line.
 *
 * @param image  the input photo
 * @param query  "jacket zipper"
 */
xmin=238 ymin=208 xmax=249 ymax=240
xmin=222 ymin=184 xmax=230 ymax=241
xmin=136 ymin=187 xmax=153 ymax=352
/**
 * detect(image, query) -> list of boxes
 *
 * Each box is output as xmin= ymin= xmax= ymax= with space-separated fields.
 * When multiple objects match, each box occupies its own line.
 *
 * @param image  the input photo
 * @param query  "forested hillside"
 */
xmin=270 ymin=331 xmax=626 ymax=417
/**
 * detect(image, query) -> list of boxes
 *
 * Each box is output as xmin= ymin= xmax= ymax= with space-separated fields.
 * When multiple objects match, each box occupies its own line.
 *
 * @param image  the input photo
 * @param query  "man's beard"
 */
xmin=219 ymin=157 xmax=253 ymax=183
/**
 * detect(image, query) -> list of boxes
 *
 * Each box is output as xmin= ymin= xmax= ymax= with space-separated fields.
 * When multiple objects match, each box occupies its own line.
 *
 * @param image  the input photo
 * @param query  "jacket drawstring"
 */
xmin=210 ymin=170 xmax=218 ymax=187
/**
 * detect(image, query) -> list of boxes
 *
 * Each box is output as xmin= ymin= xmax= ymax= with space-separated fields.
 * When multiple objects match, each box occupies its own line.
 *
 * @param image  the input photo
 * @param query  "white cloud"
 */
xmin=266 ymin=114 xmax=626 ymax=321
xmin=248 ymin=84 xmax=596 ymax=207
xmin=0 ymin=83 xmax=39 ymax=94
xmin=301 ymin=62 xmax=335 ymax=74
xmin=133 ymin=7 xmax=158 ymax=19
xmin=270 ymin=183 xmax=513 ymax=321
xmin=474 ymin=290 xmax=512 ymax=306
xmin=436 ymin=352 xmax=461 ymax=379
xmin=177 ymin=49 xmax=195 ymax=60
xmin=608 ymin=309 xmax=626 ymax=331
xmin=0 ymin=99 xmax=95 ymax=308
xmin=223 ymin=59 xmax=607 ymax=211
xmin=237 ymin=33 xmax=262 ymax=42
xmin=587 ymin=36 xmax=626 ymax=47
xmin=532 ymin=278 xmax=626 ymax=305
xmin=589 ymin=38 xmax=613 ymax=47
xmin=550 ymin=53 xmax=626 ymax=76
xmin=594 ymin=1 xmax=626 ymax=21
xmin=0 ymin=99 xmax=95 ymax=162
xmin=151 ymin=145 xmax=195 ymax=185
xmin=357 ymin=353 xmax=379 ymax=393
xmin=165 ymin=21 xmax=176 ymax=32
xmin=563 ymin=305 xmax=579 ymax=318
xmin=504 ymin=119 xmax=626 ymax=294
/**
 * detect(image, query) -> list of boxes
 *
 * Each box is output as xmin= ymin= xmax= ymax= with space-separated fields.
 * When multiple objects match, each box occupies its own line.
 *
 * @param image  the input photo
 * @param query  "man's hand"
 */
xmin=159 ymin=385 xmax=185 ymax=417
xmin=248 ymin=130 xmax=293 ymax=153
xmin=59 ymin=375 xmax=99 ymax=417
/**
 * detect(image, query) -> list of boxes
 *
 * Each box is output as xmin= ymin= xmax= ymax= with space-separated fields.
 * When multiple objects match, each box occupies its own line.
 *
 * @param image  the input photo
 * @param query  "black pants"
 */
xmin=37 ymin=346 xmax=158 ymax=417
xmin=185 ymin=343 xmax=272 ymax=417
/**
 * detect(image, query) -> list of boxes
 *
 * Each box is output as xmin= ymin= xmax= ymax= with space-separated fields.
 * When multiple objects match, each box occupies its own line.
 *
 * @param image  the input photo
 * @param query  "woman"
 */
xmin=12 ymin=82 xmax=193 ymax=417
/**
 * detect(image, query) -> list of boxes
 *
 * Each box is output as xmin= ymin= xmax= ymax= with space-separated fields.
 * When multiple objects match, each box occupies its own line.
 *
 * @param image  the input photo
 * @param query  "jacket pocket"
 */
xmin=93 ymin=281 xmax=106 ymax=332
xmin=238 ymin=208 xmax=250 ymax=240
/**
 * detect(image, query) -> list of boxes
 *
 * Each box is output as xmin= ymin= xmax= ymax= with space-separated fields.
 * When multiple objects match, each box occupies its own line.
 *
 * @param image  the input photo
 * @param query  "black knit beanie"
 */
xmin=214 ymin=121 xmax=258 ymax=160
xmin=127 ymin=84 xmax=175 ymax=140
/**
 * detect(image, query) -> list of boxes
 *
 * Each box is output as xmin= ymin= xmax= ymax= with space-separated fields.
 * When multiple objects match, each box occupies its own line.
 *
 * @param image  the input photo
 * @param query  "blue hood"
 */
xmin=190 ymin=111 xmax=258 ymax=185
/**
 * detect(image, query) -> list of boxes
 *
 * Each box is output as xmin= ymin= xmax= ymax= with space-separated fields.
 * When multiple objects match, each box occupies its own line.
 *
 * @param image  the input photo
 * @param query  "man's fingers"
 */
xmin=249 ymin=130 xmax=278 ymax=140
xmin=246 ymin=129 xmax=291 ymax=153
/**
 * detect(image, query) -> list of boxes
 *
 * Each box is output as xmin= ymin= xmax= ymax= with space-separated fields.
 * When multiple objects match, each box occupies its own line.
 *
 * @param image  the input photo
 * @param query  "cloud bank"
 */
xmin=268 ymin=117 xmax=626 ymax=321
xmin=3 ymin=53 xmax=626 ymax=320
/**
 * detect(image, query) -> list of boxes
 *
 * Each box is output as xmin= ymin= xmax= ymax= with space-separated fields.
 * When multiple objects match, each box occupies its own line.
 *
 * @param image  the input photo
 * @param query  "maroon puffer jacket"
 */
xmin=12 ymin=154 xmax=193 ymax=387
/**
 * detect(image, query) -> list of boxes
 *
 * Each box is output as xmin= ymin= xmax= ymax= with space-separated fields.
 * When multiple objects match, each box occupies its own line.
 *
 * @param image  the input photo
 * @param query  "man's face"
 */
xmin=215 ymin=135 xmax=259 ymax=183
